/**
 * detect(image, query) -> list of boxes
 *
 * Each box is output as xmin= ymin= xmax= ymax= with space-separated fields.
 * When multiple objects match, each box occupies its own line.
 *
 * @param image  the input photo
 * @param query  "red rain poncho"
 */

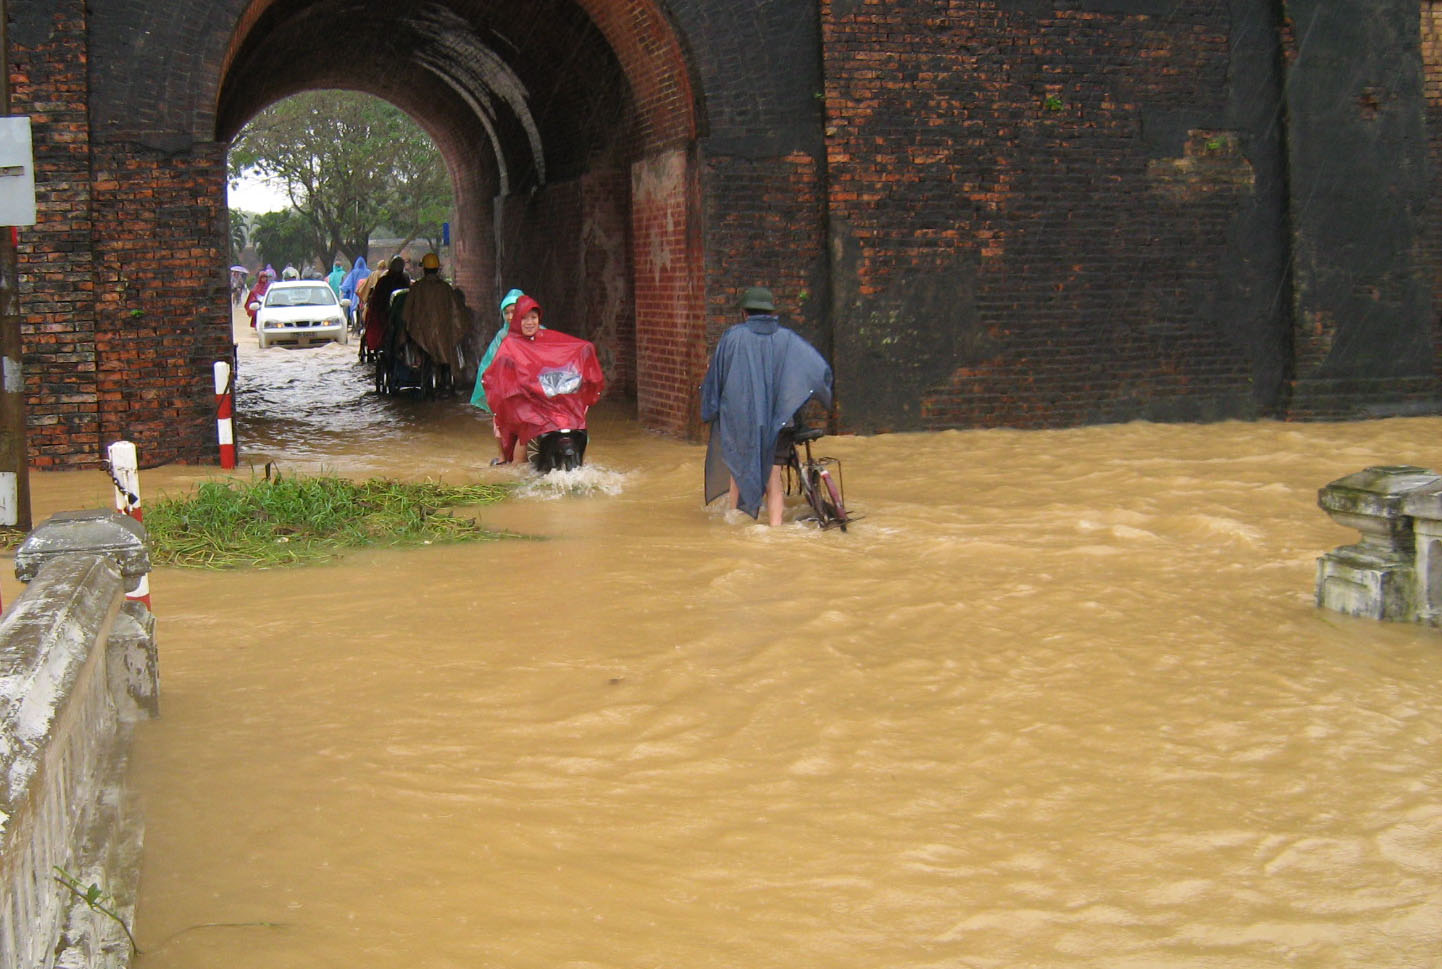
xmin=243 ymin=273 xmax=272 ymax=327
xmin=482 ymin=296 xmax=604 ymax=462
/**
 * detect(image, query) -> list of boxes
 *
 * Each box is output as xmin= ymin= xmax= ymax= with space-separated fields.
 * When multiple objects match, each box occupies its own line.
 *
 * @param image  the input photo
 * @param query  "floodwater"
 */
xmin=15 ymin=313 xmax=1442 ymax=967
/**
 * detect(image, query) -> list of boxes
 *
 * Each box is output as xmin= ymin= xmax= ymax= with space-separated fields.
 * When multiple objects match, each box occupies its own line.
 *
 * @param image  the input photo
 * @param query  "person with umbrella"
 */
xmin=229 ymin=265 xmax=249 ymax=306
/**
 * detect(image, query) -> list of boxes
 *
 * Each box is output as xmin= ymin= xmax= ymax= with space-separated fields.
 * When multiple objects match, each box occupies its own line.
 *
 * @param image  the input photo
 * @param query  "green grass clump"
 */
xmin=144 ymin=474 xmax=512 ymax=569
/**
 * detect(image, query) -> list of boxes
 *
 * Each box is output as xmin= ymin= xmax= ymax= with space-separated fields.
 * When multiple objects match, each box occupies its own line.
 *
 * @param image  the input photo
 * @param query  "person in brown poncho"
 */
xmin=401 ymin=251 xmax=465 ymax=376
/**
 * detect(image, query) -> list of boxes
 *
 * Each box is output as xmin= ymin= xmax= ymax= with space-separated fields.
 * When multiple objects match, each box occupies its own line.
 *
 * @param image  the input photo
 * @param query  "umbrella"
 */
xmin=230 ymin=265 xmax=248 ymax=273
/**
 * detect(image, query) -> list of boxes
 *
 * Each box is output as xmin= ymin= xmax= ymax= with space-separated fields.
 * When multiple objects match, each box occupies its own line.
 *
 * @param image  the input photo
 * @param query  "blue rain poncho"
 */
xmin=699 ymin=315 xmax=833 ymax=518
xmin=339 ymin=256 xmax=369 ymax=303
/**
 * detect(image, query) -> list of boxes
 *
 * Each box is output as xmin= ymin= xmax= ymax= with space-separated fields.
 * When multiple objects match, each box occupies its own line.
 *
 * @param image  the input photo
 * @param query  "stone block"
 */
xmin=14 ymin=510 xmax=150 ymax=593
xmin=1315 ymin=465 xmax=1441 ymax=622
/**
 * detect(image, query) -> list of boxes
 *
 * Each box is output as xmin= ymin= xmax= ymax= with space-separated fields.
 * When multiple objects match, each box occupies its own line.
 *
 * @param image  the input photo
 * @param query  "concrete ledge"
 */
xmin=0 ymin=549 xmax=157 ymax=969
xmin=1317 ymin=465 xmax=1442 ymax=627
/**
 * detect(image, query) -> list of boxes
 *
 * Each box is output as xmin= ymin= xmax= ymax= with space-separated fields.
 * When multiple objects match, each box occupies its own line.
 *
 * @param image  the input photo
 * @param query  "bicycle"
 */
xmin=782 ymin=425 xmax=853 ymax=531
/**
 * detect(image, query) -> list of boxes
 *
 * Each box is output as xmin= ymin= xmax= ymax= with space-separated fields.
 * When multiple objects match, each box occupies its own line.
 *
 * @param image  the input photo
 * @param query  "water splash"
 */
xmin=514 ymin=464 xmax=629 ymax=500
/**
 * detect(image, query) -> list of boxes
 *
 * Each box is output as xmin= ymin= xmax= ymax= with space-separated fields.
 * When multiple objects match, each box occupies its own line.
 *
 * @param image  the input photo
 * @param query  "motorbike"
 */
xmin=527 ymin=428 xmax=589 ymax=472
xmin=488 ymin=335 xmax=605 ymax=474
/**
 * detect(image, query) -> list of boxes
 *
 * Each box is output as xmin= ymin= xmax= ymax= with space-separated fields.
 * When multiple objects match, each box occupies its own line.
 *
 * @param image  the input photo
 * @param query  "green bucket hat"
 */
xmin=739 ymin=286 xmax=775 ymax=312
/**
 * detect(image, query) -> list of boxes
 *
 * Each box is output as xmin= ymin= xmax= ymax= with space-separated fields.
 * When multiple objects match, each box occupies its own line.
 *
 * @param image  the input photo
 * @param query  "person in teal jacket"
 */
xmin=473 ymin=288 xmax=541 ymax=464
xmin=470 ymin=288 xmax=527 ymax=412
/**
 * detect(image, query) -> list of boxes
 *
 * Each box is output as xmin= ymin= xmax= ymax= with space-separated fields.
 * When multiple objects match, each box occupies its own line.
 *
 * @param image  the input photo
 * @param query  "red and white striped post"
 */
xmin=214 ymin=360 xmax=236 ymax=469
xmin=107 ymin=440 xmax=151 ymax=608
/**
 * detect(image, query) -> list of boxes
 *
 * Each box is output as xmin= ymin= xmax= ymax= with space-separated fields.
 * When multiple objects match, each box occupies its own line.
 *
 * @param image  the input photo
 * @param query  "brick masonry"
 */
xmin=4 ymin=0 xmax=1441 ymax=467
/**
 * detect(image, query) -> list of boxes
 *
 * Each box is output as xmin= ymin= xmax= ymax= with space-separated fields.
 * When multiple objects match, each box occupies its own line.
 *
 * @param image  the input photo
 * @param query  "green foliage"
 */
xmin=228 ymin=210 xmax=253 ymax=264
xmin=145 ymin=474 xmax=514 ymax=569
xmin=228 ymin=90 xmax=455 ymax=265
xmin=251 ymin=209 xmax=317 ymax=275
xmin=54 ymin=867 xmax=141 ymax=955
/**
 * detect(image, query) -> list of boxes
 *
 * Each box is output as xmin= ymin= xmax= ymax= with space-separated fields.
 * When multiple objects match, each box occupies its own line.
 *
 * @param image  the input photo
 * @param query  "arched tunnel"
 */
xmin=217 ymin=0 xmax=705 ymax=411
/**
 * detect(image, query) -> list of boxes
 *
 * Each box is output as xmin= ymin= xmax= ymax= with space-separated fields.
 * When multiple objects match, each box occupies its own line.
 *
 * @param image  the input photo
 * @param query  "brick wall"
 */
xmin=496 ymin=168 xmax=635 ymax=398
xmin=1282 ymin=0 xmax=1436 ymax=419
xmin=1418 ymin=0 xmax=1442 ymax=393
xmin=701 ymin=150 xmax=830 ymax=357
xmin=633 ymin=148 xmax=705 ymax=434
xmin=12 ymin=0 xmax=230 ymax=469
xmin=6 ymin=0 xmax=1441 ymax=468
xmin=10 ymin=1 xmax=99 ymax=467
xmin=90 ymin=143 xmax=231 ymax=466
xmin=821 ymin=0 xmax=1282 ymax=432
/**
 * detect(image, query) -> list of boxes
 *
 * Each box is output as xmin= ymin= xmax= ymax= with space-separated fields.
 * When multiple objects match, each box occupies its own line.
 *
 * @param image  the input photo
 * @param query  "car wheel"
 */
xmin=257 ymin=331 xmax=268 ymax=349
xmin=339 ymin=327 xmax=349 ymax=345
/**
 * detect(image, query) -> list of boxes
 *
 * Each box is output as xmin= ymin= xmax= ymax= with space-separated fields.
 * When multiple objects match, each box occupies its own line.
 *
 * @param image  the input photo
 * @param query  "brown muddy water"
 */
xmin=9 ymin=321 xmax=1442 ymax=968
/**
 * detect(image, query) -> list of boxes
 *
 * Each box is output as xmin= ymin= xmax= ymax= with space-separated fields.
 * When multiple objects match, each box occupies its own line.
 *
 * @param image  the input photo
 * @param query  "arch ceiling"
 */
xmin=216 ymin=0 xmax=695 ymax=194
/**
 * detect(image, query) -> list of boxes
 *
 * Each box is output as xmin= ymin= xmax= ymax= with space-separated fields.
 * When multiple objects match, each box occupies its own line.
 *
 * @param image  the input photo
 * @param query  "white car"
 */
xmin=252 ymin=280 xmax=349 ymax=349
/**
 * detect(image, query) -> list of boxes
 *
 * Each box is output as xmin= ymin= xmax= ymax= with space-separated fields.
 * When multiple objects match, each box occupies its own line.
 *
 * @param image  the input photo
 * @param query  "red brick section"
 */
xmin=580 ymin=0 xmax=701 ymax=433
xmin=10 ymin=1 xmax=100 ymax=467
xmin=90 ymin=143 xmax=231 ymax=467
xmin=12 ymin=1 xmax=231 ymax=468
xmin=632 ymin=148 xmax=705 ymax=435
xmin=820 ymin=0 xmax=1260 ymax=431
xmin=579 ymin=0 xmax=696 ymax=152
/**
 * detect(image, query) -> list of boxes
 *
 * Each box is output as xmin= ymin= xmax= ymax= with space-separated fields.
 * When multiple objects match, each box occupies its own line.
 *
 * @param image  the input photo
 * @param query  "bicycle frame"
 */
xmin=785 ymin=432 xmax=851 ymax=532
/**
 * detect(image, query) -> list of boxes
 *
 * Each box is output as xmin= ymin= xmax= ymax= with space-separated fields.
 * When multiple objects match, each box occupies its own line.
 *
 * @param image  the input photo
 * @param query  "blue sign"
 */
xmin=441 ymin=221 xmax=450 ymax=246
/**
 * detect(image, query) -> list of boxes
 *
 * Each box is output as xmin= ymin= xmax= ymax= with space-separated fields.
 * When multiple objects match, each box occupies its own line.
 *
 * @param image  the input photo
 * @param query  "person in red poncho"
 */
xmin=481 ymin=295 xmax=604 ymax=464
xmin=243 ymin=268 xmax=274 ymax=328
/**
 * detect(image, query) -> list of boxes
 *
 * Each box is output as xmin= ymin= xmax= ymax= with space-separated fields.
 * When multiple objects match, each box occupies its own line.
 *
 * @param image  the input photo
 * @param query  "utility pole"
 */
xmin=0 ymin=0 xmax=32 ymax=530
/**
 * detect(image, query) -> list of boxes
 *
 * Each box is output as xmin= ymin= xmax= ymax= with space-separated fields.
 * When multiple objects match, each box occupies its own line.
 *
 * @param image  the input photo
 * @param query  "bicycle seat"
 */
xmin=791 ymin=426 xmax=825 ymax=444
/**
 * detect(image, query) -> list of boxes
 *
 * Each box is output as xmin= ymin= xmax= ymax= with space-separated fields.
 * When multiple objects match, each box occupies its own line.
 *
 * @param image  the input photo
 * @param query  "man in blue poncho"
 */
xmin=700 ymin=286 xmax=833 ymax=525
xmin=339 ymin=256 xmax=369 ymax=330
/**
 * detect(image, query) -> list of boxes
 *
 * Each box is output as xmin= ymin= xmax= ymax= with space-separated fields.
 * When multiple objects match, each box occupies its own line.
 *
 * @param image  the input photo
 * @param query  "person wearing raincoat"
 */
xmin=364 ymin=257 xmax=409 ymax=355
xmin=401 ymin=252 xmax=464 ymax=377
xmin=481 ymin=295 xmax=603 ymax=465
xmin=243 ymin=268 xmax=275 ymax=328
xmin=327 ymin=261 xmax=346 ymax=296
xmin=339 ymin=255 xmax=369 ymax=328
xmin=471 ymin=288 xmax=534 ymax=462
xmin=700 ymin=286 xmax=832 ymax=525
xmin=469 ymin=288 xmax=527 ymax=412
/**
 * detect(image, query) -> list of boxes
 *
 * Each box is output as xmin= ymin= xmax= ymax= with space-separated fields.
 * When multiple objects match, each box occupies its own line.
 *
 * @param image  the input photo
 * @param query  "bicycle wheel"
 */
xmin=802 ymin=465 xmax=834 ymax=527
xmin=819 ymin=468 xmax=848 ymax=532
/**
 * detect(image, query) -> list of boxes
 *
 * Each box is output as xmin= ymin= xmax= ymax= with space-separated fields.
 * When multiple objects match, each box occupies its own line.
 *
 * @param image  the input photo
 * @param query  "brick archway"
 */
xmin=9 ymin=0 xmax=711 ymax=468
xmin=216 ymin=0 xmax=706 ymax=435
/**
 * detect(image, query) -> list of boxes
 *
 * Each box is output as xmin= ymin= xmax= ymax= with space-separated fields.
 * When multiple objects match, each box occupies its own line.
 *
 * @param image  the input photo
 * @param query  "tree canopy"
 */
xmin=228 ymin=90 xmax=453 ymax=269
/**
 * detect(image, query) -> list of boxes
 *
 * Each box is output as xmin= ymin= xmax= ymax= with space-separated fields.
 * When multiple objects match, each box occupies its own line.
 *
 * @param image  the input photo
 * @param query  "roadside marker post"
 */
xmin=107 ymin=440 xmax=151 ymax=608
xmin=214 ymin=360 xmax=236 ymax=468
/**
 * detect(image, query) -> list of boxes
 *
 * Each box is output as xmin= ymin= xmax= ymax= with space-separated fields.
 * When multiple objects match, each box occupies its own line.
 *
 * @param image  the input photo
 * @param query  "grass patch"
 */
xmin=144 ymin=474 xmax=513 ymax=569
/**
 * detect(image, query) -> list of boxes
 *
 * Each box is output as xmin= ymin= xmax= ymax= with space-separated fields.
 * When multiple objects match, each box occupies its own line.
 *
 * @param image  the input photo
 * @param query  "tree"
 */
xmin=228 ymin=210 xmax=254 ymax=265
xmin=228 ymin=90 xmax=454 ymax=265
xmin=250 ymin=209 xmax=316 ymax=273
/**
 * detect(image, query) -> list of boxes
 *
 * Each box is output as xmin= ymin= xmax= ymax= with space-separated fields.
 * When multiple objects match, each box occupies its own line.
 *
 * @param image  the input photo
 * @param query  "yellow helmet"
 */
xmin=421 ymin=252 xmax=440 ymax=270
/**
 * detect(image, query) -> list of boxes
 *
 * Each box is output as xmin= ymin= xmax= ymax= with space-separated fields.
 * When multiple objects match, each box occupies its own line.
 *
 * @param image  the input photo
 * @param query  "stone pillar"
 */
xmin=1403 ymin=480 xmax=1442 ymax=626
xmin=1315 ymin=465 xmax=1440 ymax=620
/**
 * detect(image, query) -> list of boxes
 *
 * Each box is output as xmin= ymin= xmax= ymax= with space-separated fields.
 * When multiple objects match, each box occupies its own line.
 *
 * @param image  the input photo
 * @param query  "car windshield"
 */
xmin=266 ymin=285 xmax=335 ymax=308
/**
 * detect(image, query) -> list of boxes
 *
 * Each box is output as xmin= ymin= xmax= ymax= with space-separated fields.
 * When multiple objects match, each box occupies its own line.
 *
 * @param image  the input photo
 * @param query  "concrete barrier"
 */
xmin=0 ymin=511 xmax=157 ymax=969
xmin=1316 ymin=465 xmax=1442 ymax=627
